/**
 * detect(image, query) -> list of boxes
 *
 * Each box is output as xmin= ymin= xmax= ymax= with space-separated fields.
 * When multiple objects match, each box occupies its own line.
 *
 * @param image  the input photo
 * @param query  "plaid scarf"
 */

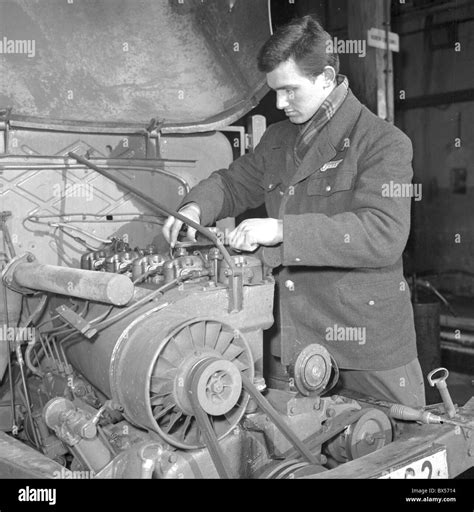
xmin=294 ymin=74 xmax=349 ymax=166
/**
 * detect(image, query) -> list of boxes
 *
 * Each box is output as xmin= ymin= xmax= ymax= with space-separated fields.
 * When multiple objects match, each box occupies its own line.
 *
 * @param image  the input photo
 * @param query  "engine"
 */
xmin=0 ymin=232 xmax=393 ymax=479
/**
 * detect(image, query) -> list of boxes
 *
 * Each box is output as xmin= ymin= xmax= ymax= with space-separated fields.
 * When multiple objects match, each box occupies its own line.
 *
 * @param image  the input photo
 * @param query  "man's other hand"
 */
xmin=162 ymin=203 xmax=201 ymax=248
xmin=228 ymin=218 xmax=283 ymax=252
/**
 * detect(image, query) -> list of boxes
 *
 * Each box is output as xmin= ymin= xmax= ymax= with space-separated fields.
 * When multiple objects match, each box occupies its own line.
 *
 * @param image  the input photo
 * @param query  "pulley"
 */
xmin=324 ymin=408 xmax=393 ymax=462
xmin=291 ymin=344 xmax=332 ymax=396
xmin=148 ymin=318 xmax=253 ymax=450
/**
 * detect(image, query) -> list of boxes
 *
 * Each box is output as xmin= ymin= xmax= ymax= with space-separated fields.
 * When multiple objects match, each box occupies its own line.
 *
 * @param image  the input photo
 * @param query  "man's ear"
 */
xmin=323 ymin=66 xmax=336 ymax=85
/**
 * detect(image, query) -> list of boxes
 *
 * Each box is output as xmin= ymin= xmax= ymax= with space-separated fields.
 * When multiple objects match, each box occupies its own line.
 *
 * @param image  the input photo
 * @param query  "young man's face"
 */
xmin=266 ymin=58 xmax=333 ymax=124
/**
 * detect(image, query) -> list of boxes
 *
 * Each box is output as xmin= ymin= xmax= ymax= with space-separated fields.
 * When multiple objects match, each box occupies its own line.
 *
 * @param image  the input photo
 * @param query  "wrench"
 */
xmin=427 ymin=367 xmax=456 ymax=419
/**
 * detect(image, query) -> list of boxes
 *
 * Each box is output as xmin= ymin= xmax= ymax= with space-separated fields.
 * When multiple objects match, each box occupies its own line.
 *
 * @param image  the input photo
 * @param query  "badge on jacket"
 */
xmin=320 ymin=159 xmax=343 ymax=173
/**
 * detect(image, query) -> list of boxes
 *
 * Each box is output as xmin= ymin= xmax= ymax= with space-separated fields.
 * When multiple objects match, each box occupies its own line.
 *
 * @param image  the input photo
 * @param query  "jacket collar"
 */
xmin=290 ymin=89 xmax=363 ymax=186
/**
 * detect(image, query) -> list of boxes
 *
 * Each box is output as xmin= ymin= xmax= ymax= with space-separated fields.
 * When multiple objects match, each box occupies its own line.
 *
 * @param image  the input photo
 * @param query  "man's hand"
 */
xmin=162 ymin=203 xmax=201 ymax=248
xmin=228 ymin=218 xmax=283 ymax=252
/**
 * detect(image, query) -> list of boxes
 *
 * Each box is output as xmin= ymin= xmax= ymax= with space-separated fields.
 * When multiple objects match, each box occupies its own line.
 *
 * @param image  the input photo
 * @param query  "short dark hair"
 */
xmin=257 ymin=15 xmax=339 ymax=78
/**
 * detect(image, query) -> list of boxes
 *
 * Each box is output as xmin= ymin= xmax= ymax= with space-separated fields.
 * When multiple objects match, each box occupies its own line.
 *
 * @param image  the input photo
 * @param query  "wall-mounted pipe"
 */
xmin=441 ymin=329 xmax=474 ymax=348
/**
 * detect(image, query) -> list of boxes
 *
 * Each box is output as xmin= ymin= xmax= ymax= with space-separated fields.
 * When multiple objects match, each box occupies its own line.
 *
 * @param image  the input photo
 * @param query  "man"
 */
xmin=163 ymin=15 xmax=425 ymax=407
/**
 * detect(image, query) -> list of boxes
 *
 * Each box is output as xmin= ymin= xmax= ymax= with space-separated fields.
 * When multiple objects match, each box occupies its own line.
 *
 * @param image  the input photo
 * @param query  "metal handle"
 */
xmin=427 ymin=367 xmax=456 ymax=418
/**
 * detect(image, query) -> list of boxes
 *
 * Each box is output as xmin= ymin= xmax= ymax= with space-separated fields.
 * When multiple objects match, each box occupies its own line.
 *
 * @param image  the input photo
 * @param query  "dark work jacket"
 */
xmin=182 ymin=90 xmax=418 ymax=371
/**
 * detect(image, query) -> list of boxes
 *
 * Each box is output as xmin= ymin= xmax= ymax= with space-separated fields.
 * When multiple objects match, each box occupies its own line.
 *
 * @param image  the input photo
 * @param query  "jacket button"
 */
xmin=268 ymin=184 xmax=273 ymax=189
xmin=368 ymin=300 xmax=375 ymax=306
xmin=295 ymin=257 xmax=301 ymax=262
xmin=285 ymin=280 xmax=295 ymax=291
xmin=326 ymin=185 xmax=332 ymax=192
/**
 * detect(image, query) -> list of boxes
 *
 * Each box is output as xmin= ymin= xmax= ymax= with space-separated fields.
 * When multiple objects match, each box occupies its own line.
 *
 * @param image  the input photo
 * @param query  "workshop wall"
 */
xmin=394 ymin=4 xmax=474 ymax=296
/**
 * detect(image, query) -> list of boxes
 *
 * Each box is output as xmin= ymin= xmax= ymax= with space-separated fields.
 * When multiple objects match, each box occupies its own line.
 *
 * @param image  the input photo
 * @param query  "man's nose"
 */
xmin=276 ymin=91 xmax=289 ymax=110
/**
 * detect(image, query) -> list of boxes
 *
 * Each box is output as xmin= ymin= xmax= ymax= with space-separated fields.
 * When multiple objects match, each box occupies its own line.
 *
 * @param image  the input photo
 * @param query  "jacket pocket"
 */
xmin=337 ymin=278 xmax=405 ymax=308
xmin=307 ymin=171 xmax=355 ymax=197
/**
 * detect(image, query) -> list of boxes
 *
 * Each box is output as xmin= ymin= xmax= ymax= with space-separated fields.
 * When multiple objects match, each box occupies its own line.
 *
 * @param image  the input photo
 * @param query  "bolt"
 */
xmin=468 ymin=449 xmax=473 ymax=457
xmin=313 ymin=403 xmax=319 ymax=411
xmin=26 ymin=254 xmax=35 ymax=262
xmin=467 ymin=430 xmax=472 ymax=438
xmin=289 ymin=407 xmax=295 ymax=415
xmin=75 ymin=386 xmax=86 ymax=397
xmin=320 ymin=454 xmax=327 ymax=465
xmin=364 ymin=433 xmax=375 ymax=445
xmin=81 ymin=422 xmax=97 ymax=439
xmin=326 ymin=408 xmax=336 ymax=418
xmin=254 ymin=375 xmax=266 ymax=392
xmin=168 ymin=454 xmax=177 ymax=464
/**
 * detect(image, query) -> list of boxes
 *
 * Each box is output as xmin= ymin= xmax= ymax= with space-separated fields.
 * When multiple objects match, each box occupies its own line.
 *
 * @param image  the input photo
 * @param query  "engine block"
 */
xmin=0 ymin=239 xmax=397 ymax=479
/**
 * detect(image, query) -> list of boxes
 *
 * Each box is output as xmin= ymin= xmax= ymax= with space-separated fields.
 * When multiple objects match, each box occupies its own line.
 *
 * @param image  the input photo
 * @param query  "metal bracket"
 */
xmin=56 ymin=304 xmax=97 ymax=339
xmin=0 ymin=107 xmax=12 ymax=154
xmin=144 ymin=117 xmax=164 ymax=159
xmin=1 ymin=252 xmax=35 ymax=294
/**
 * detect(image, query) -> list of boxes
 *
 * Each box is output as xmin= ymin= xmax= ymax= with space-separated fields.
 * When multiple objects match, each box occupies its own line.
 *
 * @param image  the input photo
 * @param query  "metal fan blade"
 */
xmin=175 ymin=325 xmax=196 ymax=351
xmin=150 ymin=395 xmax=165 ymax=406
xmin=156 ymin=355 xmax=178 ymax=370
xmin=169 ymin=336 xmax=185 ymax=357
xmin=162 ymin=341 xmax=184 ymax=365
xmin=232 ymin=359 xmax=250 ymax=373
xmin=150 ymin=379 xmax=174 ymax=396
xmin=150 ymin=368 xmax=176 ymax=381
xmin=223 ymin=411 xmax=235 ymax=426
xmin=163 ymin=411 xmax=183 ymax=434
xmin=205 ymin=322 xmax=222 ymax=349
xmin=173 ymin=328 xmax=195 ymax=353
xmin=222 ymin=343 xmax=245 ymax=361
xmin=214 ymin=330 xmax=234 ymax=355
xmin=153 ymin=402 xmax=175 ymax=420
xmin=179 ymin=415 xmax=193 ymax=442
xmin=190 ymin=322 xmax=206 ymax=348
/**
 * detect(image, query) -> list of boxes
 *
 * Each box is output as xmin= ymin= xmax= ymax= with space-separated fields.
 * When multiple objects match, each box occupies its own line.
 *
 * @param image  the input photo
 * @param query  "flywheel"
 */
xmin=148 ymin=318 xmax=254 ymax=449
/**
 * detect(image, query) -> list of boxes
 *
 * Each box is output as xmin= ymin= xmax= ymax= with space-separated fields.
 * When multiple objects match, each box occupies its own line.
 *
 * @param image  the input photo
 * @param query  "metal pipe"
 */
xmin=441 ymin=315 xmax=474 ymax=332
xmin=67 ymin=152 xmax=235 ymax=271
xmin=2 ymin=281 xmax=17 ymax=431
xmin=25 ymin=339 xmax=43 ymax=377
xmin=15 ymin=342 xmax=41 ymax=448
xmin=441 ymin=330 xmax=474 ymax=347
xmin=9 ymin=259 xmax=134 ymax=306
xmin=68 ymin=152 xmax=243 ymax=313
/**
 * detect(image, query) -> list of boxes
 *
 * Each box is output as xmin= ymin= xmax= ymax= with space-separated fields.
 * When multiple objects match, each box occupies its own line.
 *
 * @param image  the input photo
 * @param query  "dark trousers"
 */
xmin=337 ymin=358 xmax=426 ymax=408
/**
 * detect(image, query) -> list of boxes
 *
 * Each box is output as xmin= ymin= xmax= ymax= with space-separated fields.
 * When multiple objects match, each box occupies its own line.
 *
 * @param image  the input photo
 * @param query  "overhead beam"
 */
xmin=396 ymin=88 xmax=474 ymax=110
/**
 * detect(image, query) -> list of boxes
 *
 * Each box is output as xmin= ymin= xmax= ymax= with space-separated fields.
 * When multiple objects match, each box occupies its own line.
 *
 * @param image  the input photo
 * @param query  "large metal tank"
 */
xmin=0 ymin=0 xmax=271 ymax=130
